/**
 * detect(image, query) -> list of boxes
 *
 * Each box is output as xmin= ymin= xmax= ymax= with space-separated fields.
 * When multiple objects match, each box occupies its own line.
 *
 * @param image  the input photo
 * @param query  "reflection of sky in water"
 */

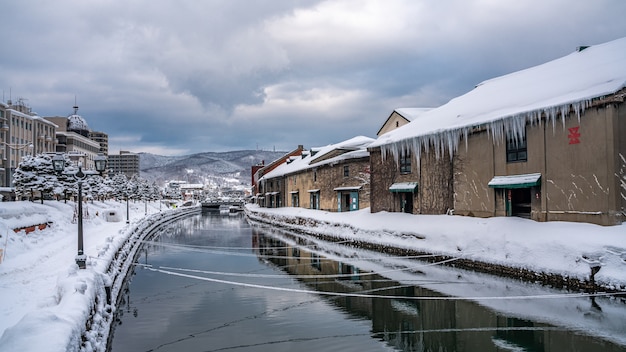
xmin=112 ymin=214 xmax=384 ymax=352
xmin=112 ymin=213 xmax=626 ymax=352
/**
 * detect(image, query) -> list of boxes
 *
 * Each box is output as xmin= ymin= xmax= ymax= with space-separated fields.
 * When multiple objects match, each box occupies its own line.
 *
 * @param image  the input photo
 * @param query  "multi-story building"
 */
xmin=108 ymin=150 xmax=140 ymax=178
xmin=45 ymin=106 xmax=103 ymax=170
xmin=1 ymin=99 xmax=57 ymax=188
xmin=89 ymin=130 xmax=109 ymax=156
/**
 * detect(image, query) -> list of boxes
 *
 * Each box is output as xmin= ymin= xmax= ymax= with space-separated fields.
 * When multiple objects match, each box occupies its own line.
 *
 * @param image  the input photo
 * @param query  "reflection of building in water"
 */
xmin=252 ymin=230 xmax=624 ymax=352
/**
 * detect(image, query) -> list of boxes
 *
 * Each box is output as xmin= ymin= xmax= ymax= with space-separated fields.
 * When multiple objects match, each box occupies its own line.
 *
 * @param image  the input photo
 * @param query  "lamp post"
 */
xmin=53 ymin=153 xmax=107 ymax=269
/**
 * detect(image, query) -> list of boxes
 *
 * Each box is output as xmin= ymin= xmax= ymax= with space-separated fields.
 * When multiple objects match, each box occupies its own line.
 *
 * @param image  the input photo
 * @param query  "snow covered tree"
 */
xmin=127 ymin=175 xmax=140 ymax=201
xmin=13 ymin=155 xmax=39 ymax=201
xmin=13 ymin=154 xmax=59 ymax=203
xmin=151 ymin=181 xmax=162 ymax=202
xmin=108 ymin=173 xmax=129 ymax=201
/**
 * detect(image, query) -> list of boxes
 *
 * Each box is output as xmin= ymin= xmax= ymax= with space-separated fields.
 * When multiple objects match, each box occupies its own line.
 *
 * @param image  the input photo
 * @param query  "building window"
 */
xmin=313 ymin=171 xmax=317 ymax=182
xmin=291 ymin=193 xmax=299 ymax=207
xmin=400 ymin=149 xmax=411 ymax=174
xmin=310 ymin=191 xmax=320 ymax=209
xmin=310 ymin=253 xmax=321 ymax=271
xmin=343 ymin=165 xmax=349 ymax=177
xmin=506 ymin=133 xmax=527 ymax=162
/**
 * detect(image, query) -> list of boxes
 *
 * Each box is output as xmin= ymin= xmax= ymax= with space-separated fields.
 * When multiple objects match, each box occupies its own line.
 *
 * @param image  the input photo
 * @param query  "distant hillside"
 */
xmin=139 ymin=150 xmax=287 ymax=186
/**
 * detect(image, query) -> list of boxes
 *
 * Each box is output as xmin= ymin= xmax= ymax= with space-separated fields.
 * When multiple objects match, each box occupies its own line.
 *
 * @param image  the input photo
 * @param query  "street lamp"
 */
xmin=52 ymin=153 xmax=107 ymax=269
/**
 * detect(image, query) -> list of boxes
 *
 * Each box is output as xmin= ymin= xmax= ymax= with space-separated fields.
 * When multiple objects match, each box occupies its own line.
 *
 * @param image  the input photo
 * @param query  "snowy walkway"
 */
xmin=0 ymin=200 xmax=197 ymax=352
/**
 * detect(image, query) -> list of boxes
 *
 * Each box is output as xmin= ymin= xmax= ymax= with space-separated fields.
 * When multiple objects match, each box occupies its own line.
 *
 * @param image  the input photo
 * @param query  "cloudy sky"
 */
xmin=2 ymin=0 xmax=626 ymax=156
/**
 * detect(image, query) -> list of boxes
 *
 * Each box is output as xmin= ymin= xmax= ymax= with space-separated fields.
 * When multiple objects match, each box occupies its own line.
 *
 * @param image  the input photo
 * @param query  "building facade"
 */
xmin=286 ymin=153 xmax=371 ymax=212
xmin=258 ymin=137 xmax=373 ymax=212
xmin=107 ymin=150 xmax=140 ymax=178
xmin=89 ymin=130 xmax=109 ymax=155
xmin=368 ymin=37 xmax=626 ymax=226
xmin=45 ymin=107 xmax=104 ymax=170
xmin=369 ymin=147 xmax=453 ymax=215
xmin=253 ymin=145 xmax=304 ymax=206
xmin=453 ymin=96 xmax=625 ymax=225
xmin=1 ymin=99 xmax=57 ymax=188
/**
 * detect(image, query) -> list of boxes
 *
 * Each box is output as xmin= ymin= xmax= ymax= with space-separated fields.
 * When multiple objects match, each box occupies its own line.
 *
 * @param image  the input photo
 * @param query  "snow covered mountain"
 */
xmin=139 ymin=150 xmax=287 ymax=187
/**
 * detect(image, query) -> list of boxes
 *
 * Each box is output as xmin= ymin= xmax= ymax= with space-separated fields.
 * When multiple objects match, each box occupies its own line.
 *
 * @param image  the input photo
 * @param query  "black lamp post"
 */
xmin=53 ymin=153 xmax=107 ymax=269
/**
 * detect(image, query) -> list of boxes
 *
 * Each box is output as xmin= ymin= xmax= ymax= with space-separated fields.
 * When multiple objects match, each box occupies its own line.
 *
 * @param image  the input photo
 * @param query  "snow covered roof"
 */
xmin=259 ymin=136 xmax=374 ymax=181
xmin=370 ymin=36 xmax=626 ymax=158
xmin=376 ymin=108 xmax=433 ymax=136
xmin=179 ymin=184 xmax=204 ymax=189
xmin=394 ymin=108 xmax=433 ymax=121
xmin=67 ymin=114 xmax=89 ymax=132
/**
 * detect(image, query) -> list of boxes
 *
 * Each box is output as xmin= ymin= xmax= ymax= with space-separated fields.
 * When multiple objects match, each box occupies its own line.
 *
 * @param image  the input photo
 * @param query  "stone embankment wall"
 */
xmin=245 ymin=209 xmax=612 ymax=294
xmin=87 ymin=206 xmax=201 ymax=351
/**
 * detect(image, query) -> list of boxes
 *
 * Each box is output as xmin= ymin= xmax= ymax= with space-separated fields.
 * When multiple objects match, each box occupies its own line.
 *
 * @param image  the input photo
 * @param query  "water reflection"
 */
xmin=109 ymin=213 xmax=626 ymax=352
xmin=252 ymin=228 xmax=626 ymax=352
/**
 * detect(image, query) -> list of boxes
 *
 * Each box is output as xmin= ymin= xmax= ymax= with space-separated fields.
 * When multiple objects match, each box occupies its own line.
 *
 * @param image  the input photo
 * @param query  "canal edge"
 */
xmin=82 ymin=206 xmax=201 ymax=351
xmin=244 ymin=208 xmax=625 ymax=295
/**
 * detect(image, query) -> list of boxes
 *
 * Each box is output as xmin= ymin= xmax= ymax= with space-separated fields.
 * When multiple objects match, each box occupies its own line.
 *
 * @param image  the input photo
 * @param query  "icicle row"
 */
xmin=381 ymin=99 xmax=593 ymax=164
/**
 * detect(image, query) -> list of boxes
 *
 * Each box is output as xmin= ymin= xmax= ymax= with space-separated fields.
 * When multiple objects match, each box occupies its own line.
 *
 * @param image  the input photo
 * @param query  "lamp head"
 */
xmin=94 ymin=154 xmax=107 ymax=174
xmin=52 ymin=153 xmax=65 ymax=173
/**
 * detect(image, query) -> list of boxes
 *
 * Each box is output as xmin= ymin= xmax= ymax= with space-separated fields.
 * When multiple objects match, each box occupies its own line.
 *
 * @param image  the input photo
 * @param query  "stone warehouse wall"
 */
xmin=314 ymin=158 xmax=371 ymax=211
xmin=369 ymin=148 xmax=414 ymax=213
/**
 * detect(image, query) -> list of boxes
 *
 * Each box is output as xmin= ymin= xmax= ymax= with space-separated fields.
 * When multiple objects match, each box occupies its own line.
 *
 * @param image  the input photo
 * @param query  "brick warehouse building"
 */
xmin=368 ymin=37 xmax=626 ymax=226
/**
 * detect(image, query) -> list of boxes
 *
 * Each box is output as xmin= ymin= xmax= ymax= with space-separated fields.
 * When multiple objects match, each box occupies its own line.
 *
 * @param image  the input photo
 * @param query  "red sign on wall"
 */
xmin=568 ymin=126 xmax=581 ymax=144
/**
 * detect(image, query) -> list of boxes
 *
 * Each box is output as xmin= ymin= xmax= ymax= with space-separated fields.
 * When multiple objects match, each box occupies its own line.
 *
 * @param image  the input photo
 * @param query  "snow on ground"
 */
xmin=245 ymin=204 xmax=626 ymax=290
xmin=0 ymin=200 xmax=192 ymax=352
xmin=0 ymin=200 xmax=624 ymax=351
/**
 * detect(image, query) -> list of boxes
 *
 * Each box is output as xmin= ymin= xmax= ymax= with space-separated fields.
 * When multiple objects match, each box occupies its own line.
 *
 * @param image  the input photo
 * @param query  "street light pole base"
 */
xmin=76 ymin=254 xmax=87 ymax=269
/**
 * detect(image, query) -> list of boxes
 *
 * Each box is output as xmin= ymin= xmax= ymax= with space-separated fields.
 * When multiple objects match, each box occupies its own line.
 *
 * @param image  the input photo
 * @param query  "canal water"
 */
xmin=108 ymin=212 xmax=626 ymax=352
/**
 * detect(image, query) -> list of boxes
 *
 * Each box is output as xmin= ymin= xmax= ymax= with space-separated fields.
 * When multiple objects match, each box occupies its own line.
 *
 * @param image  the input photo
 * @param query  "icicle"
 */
xmin=378 ymin=97 xmax=598 ymax=167
xmin=463 ymin=127 xmax=469 ymax=151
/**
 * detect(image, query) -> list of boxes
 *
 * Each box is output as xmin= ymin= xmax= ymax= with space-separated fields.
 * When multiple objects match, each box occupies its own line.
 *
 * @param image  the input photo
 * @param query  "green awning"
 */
xmin=389 ymin=182 xmax=418 ymax=193
xmin=334 ymin=186 xmax=362 ymax=191
xmin=488 ymin=173 xmax=541 ymax=189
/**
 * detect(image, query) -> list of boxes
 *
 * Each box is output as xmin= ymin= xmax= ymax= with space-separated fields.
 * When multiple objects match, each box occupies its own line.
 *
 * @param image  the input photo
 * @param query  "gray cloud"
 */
xmin=2 ymin=0 xmax=625 ymax=155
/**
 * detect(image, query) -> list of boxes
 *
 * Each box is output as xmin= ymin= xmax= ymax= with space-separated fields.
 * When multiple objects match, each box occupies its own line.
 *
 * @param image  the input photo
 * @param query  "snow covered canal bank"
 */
xmin=244 ymin=204 xmax=626 ymax=294
xmin=0 ymin=201 xmax=200 ymax=352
